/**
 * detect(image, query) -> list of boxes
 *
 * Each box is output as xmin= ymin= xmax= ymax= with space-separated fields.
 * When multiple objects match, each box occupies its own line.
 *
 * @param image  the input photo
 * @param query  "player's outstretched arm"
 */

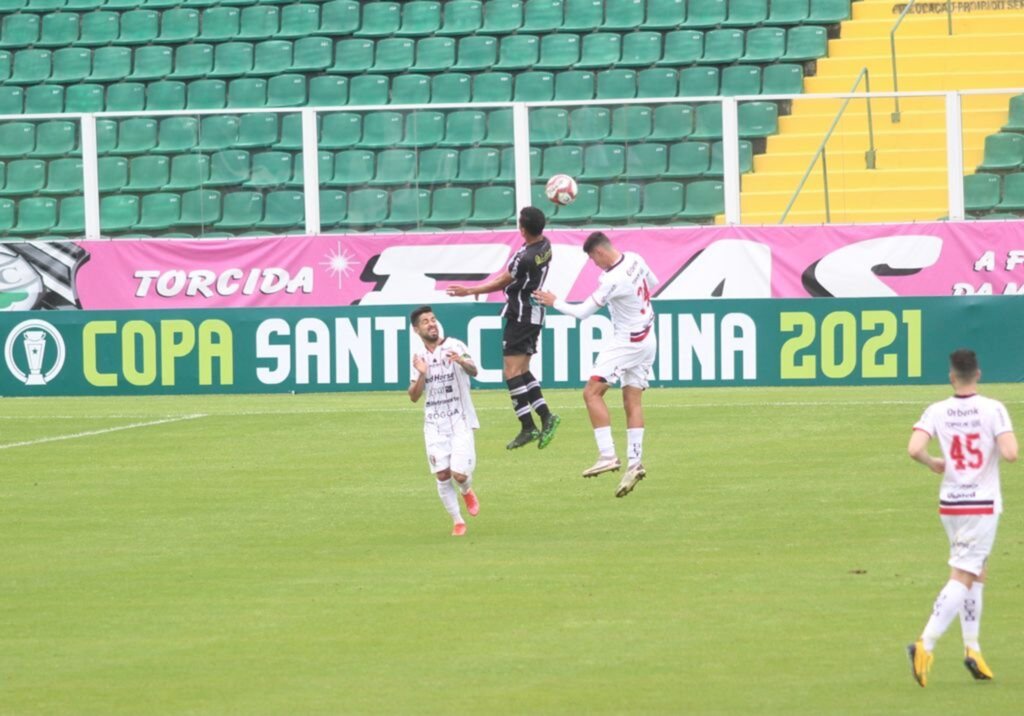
xmin=908 ymin=429 xmax=945 ymax=474
xmin=997 ymin=431 xmax=1018 ymax=462
xmin=447 ymin=271 xmax=514 ymax=298
xmin=409 ymin=355 xmax=427 ymax=402
xmin=534 ymin=289 xmax=600 ymax=320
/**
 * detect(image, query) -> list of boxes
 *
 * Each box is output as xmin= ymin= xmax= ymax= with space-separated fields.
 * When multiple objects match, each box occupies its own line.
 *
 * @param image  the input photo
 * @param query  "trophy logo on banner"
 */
xmin=4 ymin=319 xmax=66 ymax=386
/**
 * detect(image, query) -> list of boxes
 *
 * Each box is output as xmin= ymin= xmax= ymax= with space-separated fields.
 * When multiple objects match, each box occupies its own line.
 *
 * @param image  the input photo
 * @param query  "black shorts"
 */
xmin=503 ymin=320 xmax=541 ymax=356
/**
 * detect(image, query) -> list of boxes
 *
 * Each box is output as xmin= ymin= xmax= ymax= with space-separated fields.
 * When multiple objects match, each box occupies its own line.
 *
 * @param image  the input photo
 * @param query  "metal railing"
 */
xmin=779 ymin=68 xmax=877 ymax=224
xmin=891 ymin=0 xmax=954 ymax=122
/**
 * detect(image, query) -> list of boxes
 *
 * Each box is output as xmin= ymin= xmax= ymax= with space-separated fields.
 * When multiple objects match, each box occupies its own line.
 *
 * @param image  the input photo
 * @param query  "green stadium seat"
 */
xmin=743 ymin=27 xmax=786 ymax=63
xmin=370 ymin=148 xmax=417 ymax=185
xmin=260 ymin=190 xmax=304 ymax=229
xmin=172 ymin=43 xmax=214 ymax=79
xmin=239 ymin=6 xmax=279 ymax=40
xmin=997 ymin=171 xmax=1024 ymax=210
xmin=499 ymin=145 xmax=540 ymax=181
xmin=646 ymin=0 xmax=686 ymax=28
xmin=0 ymin=159 xmax=44 ymax=195
xmin=199 ymin=6 xmax=241 ymax=41
xmin=287 ymin=150 xmax=332 ymax=187
xmin=250 ymin=40 xmax=291 ymax=76
xmin=768 ymin=0 xmax=810 ymax=23
xmin=636 ymin=181 xmax=684 ymax=221
xmin=9 ymin=49 xmax=51 ymax=85
xmin=25 ymin=85 xmax=63 ymax=114
xmin=466 ymin=185 xmax=515 ymax=225
xmin=52 ymin=196 xmax=84 ymax=234
xmin=808 ymin=0 xmax=850 ymax=23
xmin=0 ymin=0 xmax=25 ymax=9
xmin=178 ymin=189 xmax=222 ymax=226
xmin=95 ymin=119 xmax=117 ymax=154
xmin=279 ymin=3 xmax=319 ymax=38
xmin=188 ymin=78 xmax=227 ymax=109
xmin=327 ymin=149 xmax=374 ymax=186
xmin=90 ymin=46 xmax=131 ymax=82
xmin=762 ymin=63 xmax=803 ymax=94
xmin=550 ymin=181 xmax=596 ymax=222
xmin=607 ymin=105 xmax=652 ymax=142
xmin=392 ymin=74 xmax=431 ymax=105
xmin=685 ymin=0 xmax=726 ymax=27
xmin=602 ymin=0 xmax=643 ymax=29
xmin=319 ymin=0 xmax=360 ymax=35
xmin=0 ymin=122 xmax=34 ymax=158
xmin=783 ymin=25 xmax=828 ymax=61
xmin=309 ymin=75 xmax=348 ymax=107
xmin=649 ymin=104 xmax=694 ymax=141
xmin=39 ymin=13 xmax=80 ymax=48
xmin=207 ymin=149 xmax=250 ymax=185
xmin=965 ymin=173 xmax=1001 ymax=212
xmin=482 ymin=0 xmax=523 ymax=33
xmin=361 ymin=111 xmax=403 ymax=148
xmin=105 ymin=83 xmax=144 ymax=112
xmin=197 ymin=115 xmax=241 ymax=152
xmin=1002 ymin=95 xmax=1024 ymax=132
xmin=581 ymin=143 xmax=625 ymax=180
xmin=329 ymin=39 xmax=374 ymax=74
xmin=292 ymin=37 xmax=332 ymax=72
xmin=355 ymin=1 xmax=401 ymax=37
xmin=625 ymin=143 xmax=668 ymax=178
xmin=124 ymin=154 xmax=171 ymax=190
xmin=594 ymin=182 xmax=640 ymax=222
xmin=349 ymin=74 xmax=390 ymax=105
xmin=50 ymin=48 xmax=90 ymax=83
xmin=561 ymin=0 xmax=602 ymax=31
xmin=438 ymin=109 xmax=486 ymax=146
xmin=100 ymin=194 xmax=140 ymax=233
xmin=596 ymin=69 xmax=637 ymax=99
xmin=320 ymin=112 xmax=361 ymax=149
xmin=494 ymin=34 xmax=539 ymax=70
xmin=699 ymin=29 xmax=744 ymax=65
xmin=119 ymin=9 xmax=159 ymax=45
xmin=554 ymin=69 xmax=594 ymax=100
xmin=372 ymin=38 xmax=415 ymax=74
xmin=536 ymin=33 xmax=580 ymax=69
xmin=680 ymin=66 xmax=719 ymax=96
xmin=515 ymin=71 xmax=554 ymax=101
xmin=159 ymin=9 xmax=200 ymax=43
xmin=130 ymin=45 xmax=173 ymax=81
xmin=79 ymin=11 xmax=119 ymax=47
xmin=428 ymin=187 xmax=472 ymax=225
xmin=319 ymin=189 xmax=347 ymax=227
xmin=529 ymin=107 xmax=568 ymax=144
xmin=0 ymin=14 xmax=40 ymax=48
xmin=439 ymin=0 xmax=483 ymax=35
xmin=665 ymin=141 xmax=710 ymax=177
xmin=397 ymin=1 xmax=442 ymax=36
xmin=576 ymin=32 xmax=620 ymax=68
xmin=722 ymin=66 xmax=762 ymax=96
xmin=658 ymin=30 xmax=703 ymax=66
xmin=216 ymin=191 xmax=263 ymax=228
xmin=105 ymin=0 xmax=140 ymax=9
xmin=522 ymin=0 xmax=563 ymax=32
xmin=381 ymin=187 xmax=429 ymax=226
xmin=228 ymin=78 xmax=267 ymax=108
xmin=739 ymin=101 xmax=778 ymax=137
xmin=0 ymin=197 xmax=12 ymax=232
xmin=724 ymin=0 xmax=768 ymax=26
xmin=470 ymin=72 xmax=511 ymax=102
xmin=31 ymin=0 xmax=65 ymax=8
xmin=65 ymin=84 xmax=103 ymax=112
xmin=691 ymin=103 xmax=723 ymax=139
xmin=36 ymin=120 xmax=76 ymax=157
xmin=340 ymin=187 xmax=387 ymax=227
xmin=0 ymin=87 xmax=21 ymax=114
xmin=0 ymin=50 xmax=10 ymax=82
xmin=638 ymin=68 xmax=679 ymax=98
xmin=135 ymin=193 xmax=182 ymax=232
xmin=146 ymin=80 xmax=186 ymax=110
xmin=979 ymin=133 xmax=1024 ymax=171
xmin=209 ymin=42 xmax=254 ymax=78
xmin=417 ymin=147 xmax=458 ymax=183
xmin=565 ymin=106 xmax=610 ymax=143
xmin=268 ymin=75 xmax=306 ymax=107
xmin=542 ymin=144 xmax=583 ymax=177
xmin=709 ymin=139 xmax=753 ymax=174
xmin=155 ymin=116 xmax=199 ymax=153
xmin=620 ymin=31 xmax=663 ymax=67
xmin=11 ymin=197 xmax=57 ymax=234
xmin=679 ymin=179 xmax=724 ymax=219
xmin=413 ymin=37 xmax=456 ymax=72
xmin=456 ymin=146 xmax=500 ymax=183
xmin=165 ymin=153 xmax=210 ymax=190
xmin=237 ymin=113 xmax=278 ymax=148
xmin=400 ymin=111 xmax=445 ymax=147
xmin=484 ymin=108 xmax=512 ymax=144
xmin=452 ymin=35 xmax=497 ymax=71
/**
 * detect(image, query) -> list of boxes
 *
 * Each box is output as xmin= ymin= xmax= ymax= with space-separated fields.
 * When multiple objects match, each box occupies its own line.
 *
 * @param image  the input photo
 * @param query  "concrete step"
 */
xmin=766 ymin=128 xmax=984 ymax=152
xmin=839 ymin=14 xmax=1024 ymax=37
xmin=777 ymin=109 xmax=1005 ymax=133
xmin=851 ymin=2 xmax=1024 ymax=20
xmin=741 ymin=168 xmax=947 ymax=191
xmin=818 ymin=53 xmax=1020 ymax=77
xmin=827 ymin=34 xmax=1024 ymax=57
xmin=731 ymin=206 xmax=947 ymax=224
xmin=804 ymin=70 xmax=1024 ymax=93
xmin=753 ymin=149 xmax=947 ymax=171
xmin=787 ymin=94 xmax=1011 ymax=117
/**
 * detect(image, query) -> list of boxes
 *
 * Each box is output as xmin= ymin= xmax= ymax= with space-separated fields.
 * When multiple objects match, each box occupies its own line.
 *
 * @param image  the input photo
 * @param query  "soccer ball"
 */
xmin=545 ymin=174 xmax=578 ymax=206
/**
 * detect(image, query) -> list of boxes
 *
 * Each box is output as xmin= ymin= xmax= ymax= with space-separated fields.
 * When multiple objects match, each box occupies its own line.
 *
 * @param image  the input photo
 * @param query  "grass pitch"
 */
xmin=2 ymin=385 xmax=1023 ymax=715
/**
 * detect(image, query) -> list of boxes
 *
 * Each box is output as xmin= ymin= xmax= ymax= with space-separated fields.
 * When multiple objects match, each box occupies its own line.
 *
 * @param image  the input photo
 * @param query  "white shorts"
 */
xmin=941 ymin=513 xmax=999 ymax=576
xmin=591 ymin=333 xmax=657 ymax=389
xmin=424 ymin=421 xmax=476 ymax=476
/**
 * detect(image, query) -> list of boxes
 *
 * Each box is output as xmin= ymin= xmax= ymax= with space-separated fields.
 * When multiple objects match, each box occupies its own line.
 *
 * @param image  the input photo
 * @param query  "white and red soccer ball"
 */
xmin=545 ymin=174 xmax=578 ymax=206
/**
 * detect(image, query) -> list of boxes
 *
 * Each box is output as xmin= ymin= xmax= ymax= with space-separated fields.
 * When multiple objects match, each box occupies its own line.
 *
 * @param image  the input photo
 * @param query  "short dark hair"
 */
xmin=410 ymin=305 xmax=433 ymax=326
xmin=519 ymin=206 xmax=546 ymax=237
xmin=950 ymin=348 xmax=979 ymax=380
xmin=583 ymin=231 xmax=612 ymax=254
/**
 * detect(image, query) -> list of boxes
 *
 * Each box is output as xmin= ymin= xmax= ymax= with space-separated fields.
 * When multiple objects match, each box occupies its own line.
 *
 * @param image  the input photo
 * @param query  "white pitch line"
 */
xmin=0 ymin=414 xmax=207 ymax=451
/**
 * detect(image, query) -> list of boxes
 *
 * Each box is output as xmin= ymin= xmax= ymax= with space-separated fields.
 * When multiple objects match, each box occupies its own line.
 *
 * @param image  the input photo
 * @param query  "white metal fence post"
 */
xmin=301 ymin=108 xmax=321 ymax=236
xmin=721 ymin=97 xmax=742 ymax=225
xmin=80 ymin=115 xmax=101 ymax=239
xmin=512 ymin=103 xmax=532 ymax=215
xmin=945 ymin=92 xmax=966 ymax=222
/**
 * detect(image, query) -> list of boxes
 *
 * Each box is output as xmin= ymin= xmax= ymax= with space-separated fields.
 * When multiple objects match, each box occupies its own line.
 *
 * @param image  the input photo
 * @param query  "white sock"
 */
xmin=626 ymin=427 xmax=645 ymax=468
xmin=921 ymin=580 xmax=970 ymax=651
xmin=594 ymin=426 xmax=615 ymax=457
xmin=455 ymin=475 xmax=473 ymax=495
xmin=960 ymin=582 xmax=984 ymax=651
xmin=436 ymin=478 xmax=463 ymax=523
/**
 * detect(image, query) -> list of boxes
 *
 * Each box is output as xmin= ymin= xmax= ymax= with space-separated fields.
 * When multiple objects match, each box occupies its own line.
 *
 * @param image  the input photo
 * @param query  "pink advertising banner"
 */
xmin=5 ymin=221 xmax=1024 ymax=311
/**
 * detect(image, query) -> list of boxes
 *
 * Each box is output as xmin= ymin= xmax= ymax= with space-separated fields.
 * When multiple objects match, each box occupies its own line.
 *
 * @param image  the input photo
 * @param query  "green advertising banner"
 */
xmin=0 ymin=297 xmax=1021 ymax=396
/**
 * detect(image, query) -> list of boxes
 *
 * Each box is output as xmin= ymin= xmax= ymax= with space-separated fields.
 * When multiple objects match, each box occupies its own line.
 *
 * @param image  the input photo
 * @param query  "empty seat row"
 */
xmin=965 ymin=172 xmax=1024 ymax=213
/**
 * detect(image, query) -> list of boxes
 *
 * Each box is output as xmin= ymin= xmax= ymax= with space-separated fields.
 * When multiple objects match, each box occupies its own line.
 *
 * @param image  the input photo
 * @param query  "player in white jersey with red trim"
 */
xmin=906 ymin=349 xmax=1017 ymax=686
xmin=534 ymin=232 xmax=658 ymax=498
xmin=408 ymin=305 xmax=481 ymax=537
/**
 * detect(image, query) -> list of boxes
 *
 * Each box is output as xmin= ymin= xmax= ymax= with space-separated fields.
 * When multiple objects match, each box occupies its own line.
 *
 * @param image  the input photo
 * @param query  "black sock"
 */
xmin=506 ymin=375 xmax=537 ymax=430
xmin=522 ymin=371 xmax=551 ymax=421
